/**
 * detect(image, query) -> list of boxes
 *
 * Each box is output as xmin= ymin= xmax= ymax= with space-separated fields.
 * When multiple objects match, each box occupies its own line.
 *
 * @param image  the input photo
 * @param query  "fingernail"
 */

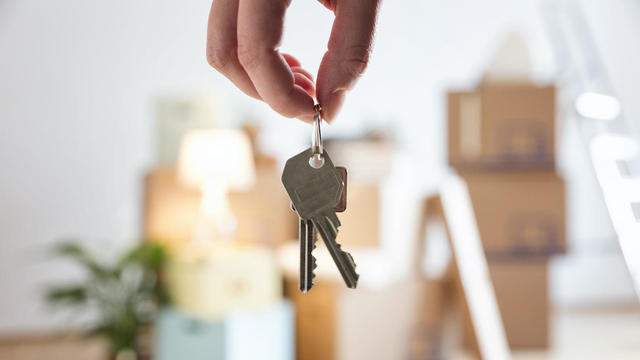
xmin=323 ymin=90 xmax=346 ymax=123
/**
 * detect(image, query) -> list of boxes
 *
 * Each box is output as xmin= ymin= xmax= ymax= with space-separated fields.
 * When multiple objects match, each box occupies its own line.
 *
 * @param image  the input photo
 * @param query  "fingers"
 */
xmin=317 ymin=0 xmax=379 ymax=122
xmin=294 ymin=73 xmax=315 ymax=97
xmin=207 ymin=0 xmax=368 ymax=121
xmin=285 ymin=54 xmax=316 ymax=97
xmin=206 ymin=0 xmax=260 ymax=99
xmin=291 ymin=66 xmax=314 ymax=82
xmin=237 ymin=0 xmax=315 ymax=119
xmin=282 ymin=53 xmax=301 ymax=67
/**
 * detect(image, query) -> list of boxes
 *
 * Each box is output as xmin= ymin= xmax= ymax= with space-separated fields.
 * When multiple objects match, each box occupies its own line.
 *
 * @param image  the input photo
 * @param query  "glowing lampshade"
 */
xmin=178 ymin=129 xmax=255 ymax=191
xmin=177 ymin=129 xmax=256 ymax=242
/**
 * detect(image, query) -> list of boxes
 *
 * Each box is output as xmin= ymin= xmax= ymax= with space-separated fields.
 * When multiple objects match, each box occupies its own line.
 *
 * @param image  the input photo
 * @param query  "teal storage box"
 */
xmin=155 ymin=300 xmax=294 ymax=360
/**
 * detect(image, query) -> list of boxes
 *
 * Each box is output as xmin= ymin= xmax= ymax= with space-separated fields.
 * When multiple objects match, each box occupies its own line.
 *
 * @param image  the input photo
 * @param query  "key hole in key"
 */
xmin=309 ymin=154 xmax=325 ymax=169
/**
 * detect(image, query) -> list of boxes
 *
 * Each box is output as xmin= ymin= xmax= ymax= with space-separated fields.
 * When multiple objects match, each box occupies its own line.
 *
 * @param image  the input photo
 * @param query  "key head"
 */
xmin=290 ymin=165 xmax=345 ymax=214
xmin=334 ymin=167 xmax=347 ymax=212
xmin=282 ymin=148 xmax=344 ymax=220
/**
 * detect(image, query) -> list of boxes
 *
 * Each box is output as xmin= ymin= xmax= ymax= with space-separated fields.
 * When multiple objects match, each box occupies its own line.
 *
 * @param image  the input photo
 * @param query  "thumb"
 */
xmin=316 ymin=0 xmax=379 ymax=122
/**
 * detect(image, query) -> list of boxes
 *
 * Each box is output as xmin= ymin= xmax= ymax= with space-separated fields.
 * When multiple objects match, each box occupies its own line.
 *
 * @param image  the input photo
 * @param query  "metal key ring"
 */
xmin=311 ymin=104 xmax=323 ymax=155
xmin=309 ymin=104 xmax=325 ymax=169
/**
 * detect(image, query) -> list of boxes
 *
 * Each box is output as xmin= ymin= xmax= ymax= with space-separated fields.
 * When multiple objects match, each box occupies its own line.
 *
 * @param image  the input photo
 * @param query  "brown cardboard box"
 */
xmin=144 ymin=162 xmax=296 ymax=250
xmin=228 ymin=159 xmax=297 ymax=245
xmin=463 ymin=172 xmax=566 ymax=257
xmin=324 ymin=138 xmax=394 ymax=183
xmin=284 ymin=278 xmax=442 ymax=360
xmin=463 ymin=261 xmax=549 ymax=350
xmin=284 ymin=280 xmax=337 ymax=360
xmin=335 ymin=182 xmax=380 ymax=247
xmin=144 ymin=166 xmax=200 ymax=249
xmin=406 ymin=279 xmax=448 ymax=360
xmin=448 ymin=85 xmax=555 ymax=171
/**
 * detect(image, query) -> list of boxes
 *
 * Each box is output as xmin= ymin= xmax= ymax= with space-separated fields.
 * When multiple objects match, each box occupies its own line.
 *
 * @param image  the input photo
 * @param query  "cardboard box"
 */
xmin=463 ymin=172 xmax=566 ymax=257
xmin=165 ymin=246 xmax=282 ymax=320
xmin=284 ymin=281 xmax=336 ymax=360
xmin=324 ymin=138 xmax=394 ymax=183
xmin=448 ymin=85 xmax=555 ymax=171
xmin=335 ymin=182 xmax=380 ymax=247
xmin=144 ymin=163 xmax=296 ymax=250
xmin=144 ymin=166 xmax=201 ymax=249
xmin=155 ymin=95 xmax=226 ymax=165
xmin=462 ymin=261 xmax=549 ymax=350
xmin=228 ymin=160 xmax=297 ymax=245
xmin=284 ymin=278 xmax=437 ymax=360
xmin=406 ymin=279 xmax=447 ymax=360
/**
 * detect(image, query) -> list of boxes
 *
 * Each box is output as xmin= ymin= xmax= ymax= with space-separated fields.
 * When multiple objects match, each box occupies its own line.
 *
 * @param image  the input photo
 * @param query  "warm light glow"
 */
xmin=178 ymin=129 xmax=256 ymax=243
xmin=575 ymin=92 xmax=621 ymax=121
xmin=178 ymin=129 xmax=256 ymax=191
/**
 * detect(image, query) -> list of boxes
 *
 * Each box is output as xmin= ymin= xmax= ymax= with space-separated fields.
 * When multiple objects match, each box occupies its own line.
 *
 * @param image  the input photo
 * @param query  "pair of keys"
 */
xmin=282 ymin=105 xmax=359 ymax=293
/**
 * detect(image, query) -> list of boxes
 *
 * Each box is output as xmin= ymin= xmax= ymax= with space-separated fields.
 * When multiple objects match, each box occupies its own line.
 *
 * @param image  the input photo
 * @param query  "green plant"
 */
xmin=45 ymin=241 xmax=168 ymax=358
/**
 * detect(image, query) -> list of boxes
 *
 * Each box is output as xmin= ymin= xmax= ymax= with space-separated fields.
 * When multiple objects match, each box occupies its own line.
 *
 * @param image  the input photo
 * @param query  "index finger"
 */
xmin=237 ymin=0 xmax=315 ymax=119
xmin=317 ymin=0 xmax=379 ymax=122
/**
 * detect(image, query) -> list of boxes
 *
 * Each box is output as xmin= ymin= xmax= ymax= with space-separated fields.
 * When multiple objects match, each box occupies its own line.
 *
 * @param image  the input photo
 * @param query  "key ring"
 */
xmin=311 ymin=104 xmax=323 ymax=155
xmin=309 ymin=104 xmax=325 ymax=168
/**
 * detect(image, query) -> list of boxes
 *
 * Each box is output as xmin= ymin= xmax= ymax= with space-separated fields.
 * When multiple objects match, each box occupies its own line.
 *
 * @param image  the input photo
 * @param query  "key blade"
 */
xmin=312 ymin=212 xmax=359 ymax=289
xmin=299 ymin=219 xmax=318 ymax=293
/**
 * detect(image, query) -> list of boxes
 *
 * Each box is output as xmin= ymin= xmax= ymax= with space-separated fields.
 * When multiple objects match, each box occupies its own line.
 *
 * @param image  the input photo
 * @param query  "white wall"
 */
xmin=0 ymin=0 xmax=227 ymax=333
xmin=0 ymin=0 xmax=638 ymax=333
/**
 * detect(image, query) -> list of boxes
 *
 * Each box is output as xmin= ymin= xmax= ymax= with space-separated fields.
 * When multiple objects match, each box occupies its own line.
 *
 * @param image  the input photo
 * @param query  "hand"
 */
xmin=206 ymin=0 xmax=379 ymax=123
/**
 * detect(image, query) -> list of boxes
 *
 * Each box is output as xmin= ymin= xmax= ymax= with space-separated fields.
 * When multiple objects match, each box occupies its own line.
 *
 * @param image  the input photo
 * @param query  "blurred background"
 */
xmin=1 ymin=0 xmax=640 ymax=359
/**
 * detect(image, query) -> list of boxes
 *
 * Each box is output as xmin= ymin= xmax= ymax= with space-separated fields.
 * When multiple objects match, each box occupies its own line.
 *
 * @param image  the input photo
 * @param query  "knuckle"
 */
xmin=341 ymin=45 xmax=370 ymax=78
xmin=269 ymin=93 xmax=301 ymax=118
xmin=237 ymin=41 xmax=264 ymax=71
xmin=269 ymin=99 xmax=296 ymax=118
xmin=206 ymin=42 xmax=235 ymax=72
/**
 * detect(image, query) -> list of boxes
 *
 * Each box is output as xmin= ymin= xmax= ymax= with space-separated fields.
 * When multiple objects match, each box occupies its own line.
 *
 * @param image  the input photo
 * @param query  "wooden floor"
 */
xmin=1 ymin=305 xmax=639 ymax=359
xmin=454 ymin=304 xmax=640 ymax=360
xmin=0 ymin=335 xmax=107 ymax=360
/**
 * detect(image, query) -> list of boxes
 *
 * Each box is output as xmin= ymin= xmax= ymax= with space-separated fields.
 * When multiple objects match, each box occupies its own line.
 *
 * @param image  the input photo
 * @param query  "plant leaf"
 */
xmin=45 ymin=285 xmax=87 ymax=306
xmin=52 ymin=241 xmax=113 ymax=279
xmin=118 ymin=242 xmax=166 ymax=272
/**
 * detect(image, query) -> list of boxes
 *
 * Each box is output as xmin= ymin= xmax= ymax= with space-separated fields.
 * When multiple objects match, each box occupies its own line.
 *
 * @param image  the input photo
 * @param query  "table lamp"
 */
xmin=177 ymin=129 xmax=255 ymax=243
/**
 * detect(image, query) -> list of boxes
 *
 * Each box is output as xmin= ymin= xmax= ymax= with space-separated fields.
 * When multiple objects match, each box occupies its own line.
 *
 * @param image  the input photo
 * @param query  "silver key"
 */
xmin=282 ymin=148 xmax=359 ymax=289
xmin=291 ymin=202 xmax=318 ymax=293
xmin=291 ymin=167 xmax=347 ymax=293
xmin=299 ymin=217 xmax=317 ymax=292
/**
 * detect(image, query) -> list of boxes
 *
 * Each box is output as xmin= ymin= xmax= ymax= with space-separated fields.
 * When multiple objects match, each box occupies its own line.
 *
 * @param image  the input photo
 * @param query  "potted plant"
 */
xmin=45 ymin=241 xmax=168 ymax=360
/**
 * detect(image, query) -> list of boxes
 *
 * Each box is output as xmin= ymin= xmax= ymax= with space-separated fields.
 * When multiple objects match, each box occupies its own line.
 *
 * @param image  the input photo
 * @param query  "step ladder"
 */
xmin=543 ymin=2 xmax=640 ymax=299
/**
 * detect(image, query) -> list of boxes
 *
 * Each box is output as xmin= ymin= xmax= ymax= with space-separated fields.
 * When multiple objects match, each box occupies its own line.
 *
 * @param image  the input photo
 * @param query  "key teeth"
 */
xmin=344 ymin=251 xmax=355 ymax=264
xmin=308 ymin=254 xmax=317 ymax=289
xmin=337 ymin=244 xmax=359 ymax=288
xmin=335 ymin=242 xmax=357 ymax=269
xmin=342 ymin=251 xmax=357 ymax=269
xmin=340 ymin=247 xmax=359 ymax=287
xmin=310 ymin=230 xmax=318 ymax=289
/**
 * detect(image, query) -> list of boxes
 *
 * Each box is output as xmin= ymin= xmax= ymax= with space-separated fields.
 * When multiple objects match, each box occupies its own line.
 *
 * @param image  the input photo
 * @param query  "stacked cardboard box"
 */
xmin=323 ymin=137 xmax=395 ymax=248
xmin=283 ymin=277 xmax=435 ymax=360
xmin=448 ymin=83 xmax=564 ymax=350
xmin=144 ymin=159 xmax=297 ymax=250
